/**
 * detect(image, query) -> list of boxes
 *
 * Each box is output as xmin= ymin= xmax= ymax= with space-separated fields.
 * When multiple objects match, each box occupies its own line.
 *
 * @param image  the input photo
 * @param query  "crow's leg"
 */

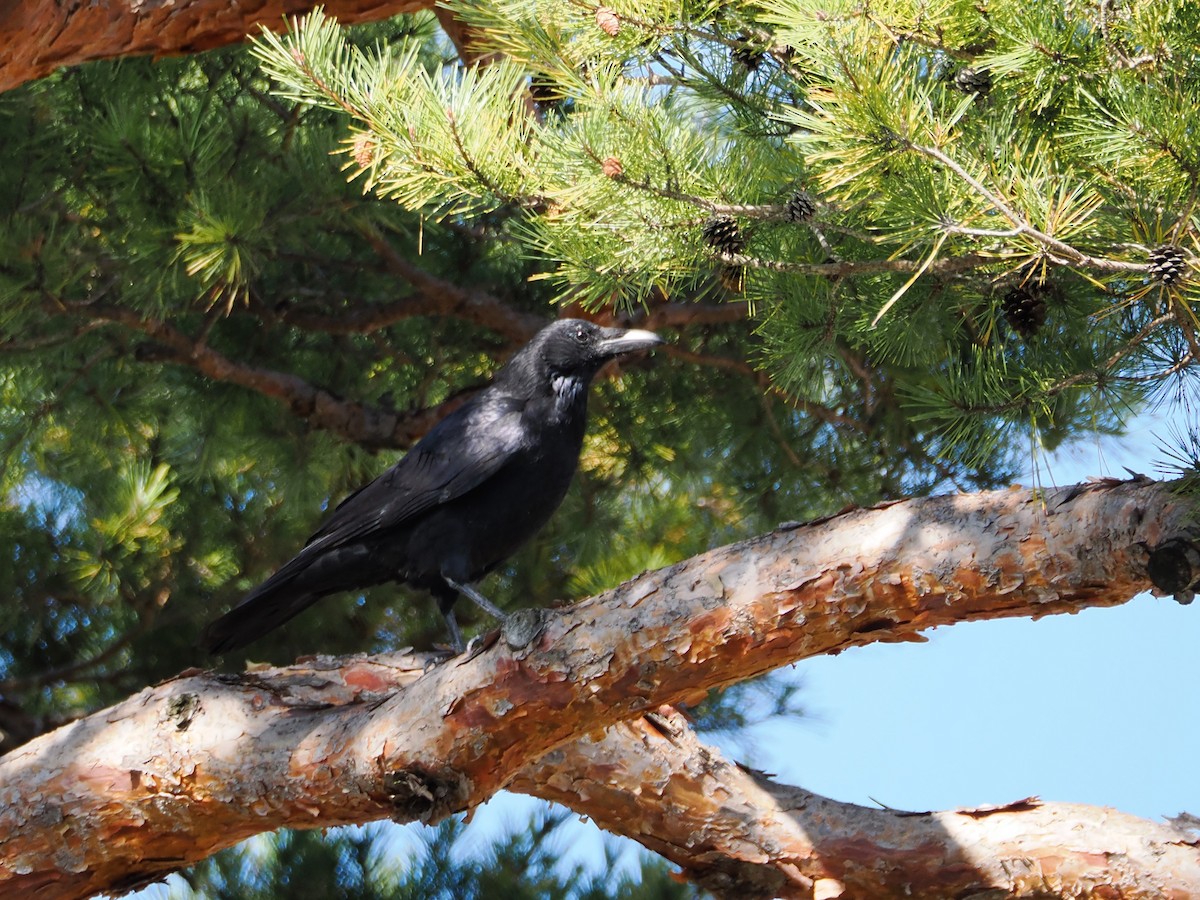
xmin=443 ymin=577 xmax=507 ymax=620
xmin=429 ymin=582 xmax=467 ymax=654
xmin=440 ymin=607 xmax=467 ymax=654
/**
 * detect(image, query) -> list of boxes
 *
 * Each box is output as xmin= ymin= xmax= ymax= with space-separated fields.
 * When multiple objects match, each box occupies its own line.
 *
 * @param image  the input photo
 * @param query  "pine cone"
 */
xmin=953 ymin=67 xmax=992 ymax=96
xmin=702 ymin=214 xmax=745 ymax=256
xmin=733 ymin=34 xmax=764 ymax=71
xmin=350 ymin=133 xmax=377 ymax=168
xmin=1002 ymin=286 xmax=1048 ymax=338
xmin=785 ymin=189 xmax=816 ymax=222
xmin=595 ymin=6 xmax=620 ymax=36
xmin=1148 ymin=245 xmax=1187 ymax=285
xmin=530 ymin=75 xmax=563 ymax=110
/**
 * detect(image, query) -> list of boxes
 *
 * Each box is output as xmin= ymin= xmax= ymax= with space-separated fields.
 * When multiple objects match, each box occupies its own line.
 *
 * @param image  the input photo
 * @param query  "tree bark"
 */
xmin=0 ymin=478 xmax=1196 ymax=898
xmin=0 ymin=0 xmax=436 ymax=94
xmin=514 ymin=708 xmax=1200 ymax=899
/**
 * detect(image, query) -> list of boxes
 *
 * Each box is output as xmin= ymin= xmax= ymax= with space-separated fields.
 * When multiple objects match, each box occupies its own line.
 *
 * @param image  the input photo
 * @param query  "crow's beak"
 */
xmin=597 ymin=328 xmax=664 ymax=358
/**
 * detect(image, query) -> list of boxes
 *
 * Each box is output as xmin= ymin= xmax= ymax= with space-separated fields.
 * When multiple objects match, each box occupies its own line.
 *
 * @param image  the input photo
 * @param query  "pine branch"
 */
xmin=715 ymin=249 xmax=1002 ymax=278
xmin=1 ymin=478 xmax=1194 ymax=898
xmin=904 ymin=140 xmax=1146 ymax=274
xmin=0 ymin=0 xmax=439 ymax=93
xmin=593 ymin=160 xmax=806 ymax=220
xmin=628 ymin=299 xmax=750 ymax=330
xmin=949 ymin=312 xmax=1183 ymax=417
xmin=513 ymin=708 xmax=1200 ymax=899
xmin=0 ymin=323 xmax=107 ymax=353
xmin=52 ymin=291 xmax=763 ymax=450
xmin=74 ymin=300 xmax=466 ymax=451
xmin=660 ymin=343 xmax=864 ymax=433
xmin=355 ymin=225 xmax=547 ymax=342
xmin=0 ymin=616 xmax=152 ymax=692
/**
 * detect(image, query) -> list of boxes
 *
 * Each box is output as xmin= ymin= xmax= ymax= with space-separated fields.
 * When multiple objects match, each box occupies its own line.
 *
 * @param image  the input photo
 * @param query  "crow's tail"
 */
xmin=201 ymin=542 xmax=393 ymax=654
xmin=200 ymin=577 xmax=325 ymax=654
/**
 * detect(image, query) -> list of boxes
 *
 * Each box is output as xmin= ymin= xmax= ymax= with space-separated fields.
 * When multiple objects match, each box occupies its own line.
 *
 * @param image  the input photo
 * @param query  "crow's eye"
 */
xmin=573 ymin=327 xmax=588 ymax=344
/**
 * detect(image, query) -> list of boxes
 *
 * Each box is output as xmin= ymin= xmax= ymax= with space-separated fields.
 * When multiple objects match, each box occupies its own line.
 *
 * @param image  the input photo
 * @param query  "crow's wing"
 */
xmin=202 ymin=396 xmax=529 ymax=652
xmin=277 ymin=395 xmax=528 ymax=574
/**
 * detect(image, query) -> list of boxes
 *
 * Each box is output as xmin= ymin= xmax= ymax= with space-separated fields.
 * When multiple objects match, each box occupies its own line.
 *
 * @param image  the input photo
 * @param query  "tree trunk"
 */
xmin=0 ymin=478 xmax=1196 ymax=898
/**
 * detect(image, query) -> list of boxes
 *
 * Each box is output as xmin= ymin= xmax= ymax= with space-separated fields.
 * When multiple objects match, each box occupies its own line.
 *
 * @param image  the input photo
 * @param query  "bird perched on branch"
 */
xmin=202 ymin=319 xmax=663 ymax=654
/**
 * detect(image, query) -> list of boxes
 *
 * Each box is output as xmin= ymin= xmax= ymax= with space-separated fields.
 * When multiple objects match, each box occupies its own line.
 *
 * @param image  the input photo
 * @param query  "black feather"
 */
xmin=201 ymin=319 xmax=662 ymax=654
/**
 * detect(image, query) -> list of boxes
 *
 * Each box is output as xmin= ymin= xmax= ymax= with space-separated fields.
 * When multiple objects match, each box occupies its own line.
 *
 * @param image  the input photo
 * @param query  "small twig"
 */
xmin=944 ymin=225 xmax=1024 ymax=239
xmin=957 ymin=312 xmax=1179 ymax=415
xmin=1171 ymin=296 xmax=1200 ymax=361
xmin=906 ymin=140 xmax=1146 ymax=274
xmin=1116 ymin=352 xmax=1195 ymax=384
xmin=580 ymin=141 xmax=798 ymax=218
xmin=233 ymin=68 xmax=295 ymax=123
xmin=757 ymin=392 xmax=804 ymax=469
xmin=627 ymin=72 xmax=686 ymax=89
xmin=293 ymin=52 xmax=367 ymax=120
xmin=356 ymin=222 xmax=546 ymax=342
xmin=715 ymin=249 xmax=1002 ymax=278
xmin=445 ymin=110 xmax=513 ymax=204
xmin=0 ymin=322 xmax=106 ymax=353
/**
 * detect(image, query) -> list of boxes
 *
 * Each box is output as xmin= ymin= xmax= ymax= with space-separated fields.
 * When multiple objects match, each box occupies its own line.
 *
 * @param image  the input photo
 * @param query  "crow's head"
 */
xmin=534 ymin=318 xmax=663 ymax=380
xmin=495 ymin=318 xmax=662 ymax=402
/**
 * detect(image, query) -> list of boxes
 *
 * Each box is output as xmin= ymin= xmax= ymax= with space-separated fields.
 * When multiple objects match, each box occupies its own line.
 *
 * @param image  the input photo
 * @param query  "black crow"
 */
xmin=202 ymin=319 xmax=663 ymax=654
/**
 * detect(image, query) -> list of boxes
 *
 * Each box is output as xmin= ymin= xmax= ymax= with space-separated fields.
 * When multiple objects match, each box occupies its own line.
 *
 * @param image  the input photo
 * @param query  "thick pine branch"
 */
xmin=0 ymin=0 xmax=436 ymax=93
xmin=1 ymin=479 xmax=1196 ymax=898
xmin=514 ymin=708 xmax=1200 ymax=899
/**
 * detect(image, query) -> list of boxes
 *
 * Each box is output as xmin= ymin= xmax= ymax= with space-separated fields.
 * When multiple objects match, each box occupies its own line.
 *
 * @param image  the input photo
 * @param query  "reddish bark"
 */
xmin=0 ymin=0 xmax=433 ymax=93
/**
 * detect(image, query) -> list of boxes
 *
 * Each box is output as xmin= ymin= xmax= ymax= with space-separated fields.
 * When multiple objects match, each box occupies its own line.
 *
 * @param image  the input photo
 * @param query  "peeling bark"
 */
xmin=0 ymin=479 xmax=1195 ymax=898
xmin=0 ymin=0 xmax=435 ymax=94
xmin=514 ymin=708 xmax=1200 ymax=899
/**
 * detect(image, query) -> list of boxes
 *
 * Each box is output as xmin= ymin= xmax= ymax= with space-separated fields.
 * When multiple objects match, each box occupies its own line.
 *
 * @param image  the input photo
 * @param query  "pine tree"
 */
xmin=1 ymin=1 xmax=1199 ymax=897
xmin=177 ymin=815 xmax=696 ymax=900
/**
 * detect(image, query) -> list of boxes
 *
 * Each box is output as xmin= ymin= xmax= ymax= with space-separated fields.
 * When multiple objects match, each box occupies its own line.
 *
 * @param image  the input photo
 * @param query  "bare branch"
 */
xmin=629 ymin=300 xmax=750 ymax=331
xmin=41 ymin=280 xmax=765 ymax=452
xmin=79 ymin=300 xmax=466 ymax=450
xmin=355 ymin=225 xmax=547 ymax=343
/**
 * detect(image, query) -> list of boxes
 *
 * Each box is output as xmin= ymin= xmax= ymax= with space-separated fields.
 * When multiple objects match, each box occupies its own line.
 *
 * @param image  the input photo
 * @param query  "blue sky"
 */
xmin=742 ymin=591 xmax=1196 ymax=819
xmin=733 ymin=412 xmax=1198 ymax=821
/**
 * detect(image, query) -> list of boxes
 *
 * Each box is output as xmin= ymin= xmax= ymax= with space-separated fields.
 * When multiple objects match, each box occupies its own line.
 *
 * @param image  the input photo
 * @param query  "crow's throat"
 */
xmin=550 ymin=372 xmax=588 ymax=418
